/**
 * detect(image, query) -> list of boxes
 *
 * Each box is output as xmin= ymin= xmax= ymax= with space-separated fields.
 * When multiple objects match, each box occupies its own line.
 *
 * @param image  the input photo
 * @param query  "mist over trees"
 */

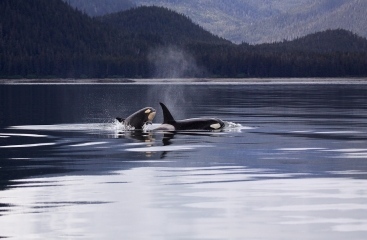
xmin=1 ymin=0 xmax=367 ymax=79
xmin=62 ymin=0 xmax=135 ymax=16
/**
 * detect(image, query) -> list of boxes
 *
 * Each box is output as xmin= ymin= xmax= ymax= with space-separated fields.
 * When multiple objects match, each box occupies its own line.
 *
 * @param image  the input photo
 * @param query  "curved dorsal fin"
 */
xmin=160 ymin=102 xmax=176 ymax=124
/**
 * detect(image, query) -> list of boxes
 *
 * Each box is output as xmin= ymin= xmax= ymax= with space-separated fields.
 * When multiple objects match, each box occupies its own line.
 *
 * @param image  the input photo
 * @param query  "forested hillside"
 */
xmin=254 ymin=29 xmax=367 ymax=53
xmin=0 ymin=0 xmax=156 ymax=78
xmin=1 ymin=0 xmax=366 ymax=79
xmin=98 ymin=6 xmax=230 ymax=46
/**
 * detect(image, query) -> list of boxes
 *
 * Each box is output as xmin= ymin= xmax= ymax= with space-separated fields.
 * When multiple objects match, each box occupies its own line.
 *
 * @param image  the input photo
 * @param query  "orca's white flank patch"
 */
xmin=210 ymin=123 xmax=222 ymax=130
xmin=155 ymin=124 xmax=176 ymax=131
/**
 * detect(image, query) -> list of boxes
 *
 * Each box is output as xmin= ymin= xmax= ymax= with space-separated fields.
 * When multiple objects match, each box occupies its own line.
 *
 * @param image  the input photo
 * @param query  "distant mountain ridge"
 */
xmin=134 ymin=0 xmax=367 ymax=44
xmin=64 ymin=0 xmax=367 ymax=44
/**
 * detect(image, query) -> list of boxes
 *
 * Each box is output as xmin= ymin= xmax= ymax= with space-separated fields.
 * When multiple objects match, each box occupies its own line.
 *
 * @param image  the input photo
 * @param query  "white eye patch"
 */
xmin=148 ymin=112 xmax=156 ymax=121
xmin=145 ymin=109 xmax=152 ymax=114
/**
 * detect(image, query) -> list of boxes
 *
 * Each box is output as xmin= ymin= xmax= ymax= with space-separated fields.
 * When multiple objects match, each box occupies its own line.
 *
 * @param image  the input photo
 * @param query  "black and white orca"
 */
xmin=156 ymin=102 xmax=225 ymax=131
xmin=116 ymin=107 xmax=156 ymax=130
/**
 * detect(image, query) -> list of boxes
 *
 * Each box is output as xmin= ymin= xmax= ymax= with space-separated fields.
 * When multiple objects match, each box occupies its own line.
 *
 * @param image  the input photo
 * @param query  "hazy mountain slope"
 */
xmin=63 ymin=0 xmax=135 ymax=16
xmin=134 ymin=0 xmax=367 ymax=44
xmin=98 ymin=6 xmax=230 ymax=45
xmin=250 ymin=0 xmax=367 ymax=43
xmin=296 ymin=0 xmax=367 ymax=42
xmin=134 ymin=0 xmax=269 ymax=43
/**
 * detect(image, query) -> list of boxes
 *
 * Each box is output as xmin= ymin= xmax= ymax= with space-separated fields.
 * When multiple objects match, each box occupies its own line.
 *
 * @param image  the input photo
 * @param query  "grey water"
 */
xmin=0 ymin=81 xmax=367 ymax=239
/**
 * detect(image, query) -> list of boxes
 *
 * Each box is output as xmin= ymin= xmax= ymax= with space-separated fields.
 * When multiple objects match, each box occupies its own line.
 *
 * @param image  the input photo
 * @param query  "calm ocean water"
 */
xmin=1 ymin=80 xmax=367 ymax=239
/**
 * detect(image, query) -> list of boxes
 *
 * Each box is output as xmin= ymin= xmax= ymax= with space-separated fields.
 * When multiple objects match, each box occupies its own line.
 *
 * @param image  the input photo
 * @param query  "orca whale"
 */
xmin=116 ymin=107 xmax=156 ymax=130
xmin=157 ymin=102 xmax=225 ymax=131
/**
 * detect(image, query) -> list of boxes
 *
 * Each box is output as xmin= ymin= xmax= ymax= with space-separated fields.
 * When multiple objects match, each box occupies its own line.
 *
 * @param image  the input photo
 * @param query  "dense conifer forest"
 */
xmin=1 ymin=0 xmax=366 ymax=79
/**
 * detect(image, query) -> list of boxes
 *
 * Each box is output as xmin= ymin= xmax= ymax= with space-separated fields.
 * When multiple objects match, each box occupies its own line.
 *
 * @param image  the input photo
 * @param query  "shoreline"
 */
xmin=1 ymin=78 xmax=367 ymax=85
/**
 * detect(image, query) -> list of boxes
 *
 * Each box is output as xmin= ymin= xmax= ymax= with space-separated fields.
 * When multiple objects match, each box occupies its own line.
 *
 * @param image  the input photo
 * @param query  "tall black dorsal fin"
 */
xmin=160 ymin=102 xmax=176 ymax=124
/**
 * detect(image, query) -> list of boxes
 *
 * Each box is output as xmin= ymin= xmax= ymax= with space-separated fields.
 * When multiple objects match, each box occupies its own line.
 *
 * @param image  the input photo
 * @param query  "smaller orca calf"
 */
xmin=116 ymin=107 xmax=156 ymax=130
xmin=157 ymin=102 xmax=225 ymax=131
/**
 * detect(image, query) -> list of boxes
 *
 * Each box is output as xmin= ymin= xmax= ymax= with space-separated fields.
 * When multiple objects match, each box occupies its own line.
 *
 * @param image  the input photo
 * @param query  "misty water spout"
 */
xmin=148 ymin=46 xmax=205 ymax=78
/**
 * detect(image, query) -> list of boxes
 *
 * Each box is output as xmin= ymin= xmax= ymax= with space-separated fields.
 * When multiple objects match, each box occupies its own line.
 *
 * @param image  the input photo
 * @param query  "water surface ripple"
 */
xmin=0 ymin=82 xmax=367 ymax=239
